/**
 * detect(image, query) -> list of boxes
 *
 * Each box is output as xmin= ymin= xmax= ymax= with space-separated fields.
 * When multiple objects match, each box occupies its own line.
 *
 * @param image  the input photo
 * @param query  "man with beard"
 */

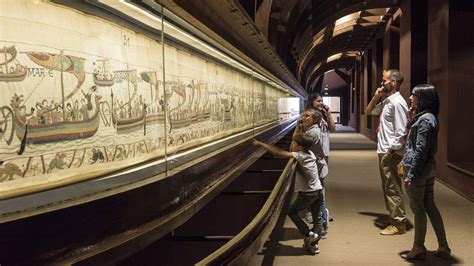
xmin=365 ymin=69 xmax=409 ymax=235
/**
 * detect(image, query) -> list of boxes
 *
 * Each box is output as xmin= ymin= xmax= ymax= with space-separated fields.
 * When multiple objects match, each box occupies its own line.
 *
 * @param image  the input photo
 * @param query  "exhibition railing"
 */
xmin=197 ymin=158 xmax=296 ymax=265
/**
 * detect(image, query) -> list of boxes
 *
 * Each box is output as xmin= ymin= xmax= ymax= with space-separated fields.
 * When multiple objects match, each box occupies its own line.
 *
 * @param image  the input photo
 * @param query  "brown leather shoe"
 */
xmin=401 ymin=245 xmax=427 ymax=260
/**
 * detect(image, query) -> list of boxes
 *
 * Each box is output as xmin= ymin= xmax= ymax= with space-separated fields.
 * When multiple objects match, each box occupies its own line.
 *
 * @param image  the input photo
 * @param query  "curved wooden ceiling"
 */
xmin=267 ymin=0 xmax=399 ymax=90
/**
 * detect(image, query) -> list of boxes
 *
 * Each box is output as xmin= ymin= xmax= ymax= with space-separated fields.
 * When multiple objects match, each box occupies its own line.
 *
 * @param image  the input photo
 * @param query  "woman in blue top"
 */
xmin=401 ymin=84 xmax=451 ymax=260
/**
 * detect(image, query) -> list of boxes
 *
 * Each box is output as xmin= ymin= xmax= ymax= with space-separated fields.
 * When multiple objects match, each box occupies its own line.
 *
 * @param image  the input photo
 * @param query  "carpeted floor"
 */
xmin=249 ymin=133 xmax=473 ymax=265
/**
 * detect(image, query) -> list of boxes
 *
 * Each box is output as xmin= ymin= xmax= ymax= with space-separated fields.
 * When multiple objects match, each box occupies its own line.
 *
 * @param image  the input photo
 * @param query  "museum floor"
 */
xmin=249 ymin=131 xmax=473 ymax=265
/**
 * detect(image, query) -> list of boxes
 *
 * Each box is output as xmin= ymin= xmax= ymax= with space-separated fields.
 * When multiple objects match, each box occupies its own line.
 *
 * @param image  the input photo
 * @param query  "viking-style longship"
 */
xmin=111 ymin=69 xmax=146 ymax=134
xmin=111 ymin=108 xmax=145 ymax=134
xmin=13 ymin=98 xmax=101 ymax=144
xmin=0 ymin=46 xmax=27 ymax=82
xmin=93 ymin=59 xmax=114 ymax=87
xmin=11 ymin=51 xmax=100 ymax=144
xmin=169 ymin=81 xmax=211 ymax=130
xmin=169 ymin=82 xmax=193 ymax=129
xmin=140 ymin=70 xmax=165 ymax=124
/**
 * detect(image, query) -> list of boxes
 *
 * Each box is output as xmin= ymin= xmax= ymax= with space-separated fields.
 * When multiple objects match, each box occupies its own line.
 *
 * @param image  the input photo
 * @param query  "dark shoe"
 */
xmin=401 ymin=245 xmax=427 ymax=260
xmin=433 ymin=245 xmax=451 ymax=259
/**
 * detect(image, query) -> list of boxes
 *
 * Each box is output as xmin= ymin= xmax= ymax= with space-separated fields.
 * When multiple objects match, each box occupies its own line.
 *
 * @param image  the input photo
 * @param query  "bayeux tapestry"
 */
xmin=0 ymin=1 xmax=286 ymax=195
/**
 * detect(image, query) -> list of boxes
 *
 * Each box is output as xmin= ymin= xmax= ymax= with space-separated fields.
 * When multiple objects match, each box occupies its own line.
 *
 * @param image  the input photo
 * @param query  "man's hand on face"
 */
xmin=375 ymin=86 xmax=384 ymax=98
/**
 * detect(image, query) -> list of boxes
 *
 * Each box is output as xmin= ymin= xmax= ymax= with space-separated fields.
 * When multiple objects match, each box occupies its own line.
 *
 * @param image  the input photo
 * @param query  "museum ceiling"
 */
xmin=154 ymin=0 xmax=400 ymax=94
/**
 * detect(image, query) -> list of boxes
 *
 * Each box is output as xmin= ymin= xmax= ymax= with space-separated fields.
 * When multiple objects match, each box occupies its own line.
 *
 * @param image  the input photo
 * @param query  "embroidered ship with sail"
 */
xmin=0 ymin=46 xmax=27 ymax=82
xmin=93 ymin=59 xmax=114 ymax=87
xmin=140 ymin=70 xmax=165 ymax=124
xmin=10 ymin=50 xmax=100 ymax=144
xmin=111 ymin=69 xmax=145 ymax=134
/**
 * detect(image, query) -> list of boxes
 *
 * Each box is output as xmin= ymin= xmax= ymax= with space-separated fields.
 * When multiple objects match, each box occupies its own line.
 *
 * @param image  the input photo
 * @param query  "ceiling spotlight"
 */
xmin=324 ymin=92 xmax=329 ymax=95
xmin=324 ymin=85 xmax=329 ymax=91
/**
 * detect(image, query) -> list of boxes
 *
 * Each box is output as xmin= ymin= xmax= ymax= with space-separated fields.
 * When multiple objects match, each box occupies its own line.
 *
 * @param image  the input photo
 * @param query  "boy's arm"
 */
xmin=253 ymin=139 xmax=293 ymax=158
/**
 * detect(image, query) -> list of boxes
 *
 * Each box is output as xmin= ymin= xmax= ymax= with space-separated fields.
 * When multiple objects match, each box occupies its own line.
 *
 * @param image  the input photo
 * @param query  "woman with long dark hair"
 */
xmin=401 ymin=84 xmax=451 ymax=260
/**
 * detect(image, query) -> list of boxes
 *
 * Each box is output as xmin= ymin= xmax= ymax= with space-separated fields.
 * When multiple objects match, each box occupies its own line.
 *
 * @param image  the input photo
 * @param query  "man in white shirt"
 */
xmin=366 ymin=69 xmax=409 ymax=235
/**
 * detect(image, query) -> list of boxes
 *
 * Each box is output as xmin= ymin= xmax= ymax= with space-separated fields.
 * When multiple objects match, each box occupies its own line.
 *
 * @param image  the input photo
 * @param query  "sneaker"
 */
xmin=380 ymin=224 xmax=406 ymax=235
xmin=313 ymin=243 xmax=320 ymax=254
xmin=321 ymin=230 xmax=328 ymax=239
xmin=304 ymin=231 xmax=319 ymax=245
xmin=303 ymin=241 xmax=320 ymax=255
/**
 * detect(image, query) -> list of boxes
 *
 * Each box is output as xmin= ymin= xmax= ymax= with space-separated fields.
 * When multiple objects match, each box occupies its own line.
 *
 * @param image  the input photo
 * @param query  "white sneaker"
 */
xmin=304 ymin=231 xmax=319 ymax=245
xmin=303 ymin=241 xmax=320 ymax=255
xmin=314 ymin=243 xmax=320 ymax=254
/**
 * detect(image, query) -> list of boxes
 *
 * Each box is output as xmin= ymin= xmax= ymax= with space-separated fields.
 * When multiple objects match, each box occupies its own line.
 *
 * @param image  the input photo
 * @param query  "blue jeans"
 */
xmin=407 ymin=176 xmax=447 ymax=246
xmin=320 ymin=178 xmax=328 ymax=227
xmin=288 ymin=190 xmax=323 ymax=237
xmin=321 ymin=156 xmax=329 ymax=227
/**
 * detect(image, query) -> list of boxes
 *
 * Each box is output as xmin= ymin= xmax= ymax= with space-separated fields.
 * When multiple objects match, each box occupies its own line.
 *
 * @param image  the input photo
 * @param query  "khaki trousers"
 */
xmin=378 ymin=153 xmax=406 ymax=225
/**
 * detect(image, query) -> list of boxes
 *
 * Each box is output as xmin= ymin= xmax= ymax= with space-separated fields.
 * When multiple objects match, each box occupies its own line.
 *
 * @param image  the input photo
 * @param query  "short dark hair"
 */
xmin=412 ymin=84 xmax=440 ymax=116
xmin=305 ymin=92 xmax=321 ymax=110
xmin=292 ymin=133 xmax=313 ymax=152
xmin=387 ymin=69 xmax=404 ymax=90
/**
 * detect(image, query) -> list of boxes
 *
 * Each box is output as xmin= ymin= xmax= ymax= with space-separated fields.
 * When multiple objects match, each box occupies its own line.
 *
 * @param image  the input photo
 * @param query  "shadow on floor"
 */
xmin=256 ymin=193 xmax=319 ymax=265
xmin=257 ymin=226 xmax=319 ymax=264
xmin=274 ymin=227 xmax=302 ymax=241
xmin=258 ymin=242 xmax=313 ymax=260
xmin=358 ymin=211 xmax=414 ymax=231
xmin=398 ymin=250 xmax=460 ymax=265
